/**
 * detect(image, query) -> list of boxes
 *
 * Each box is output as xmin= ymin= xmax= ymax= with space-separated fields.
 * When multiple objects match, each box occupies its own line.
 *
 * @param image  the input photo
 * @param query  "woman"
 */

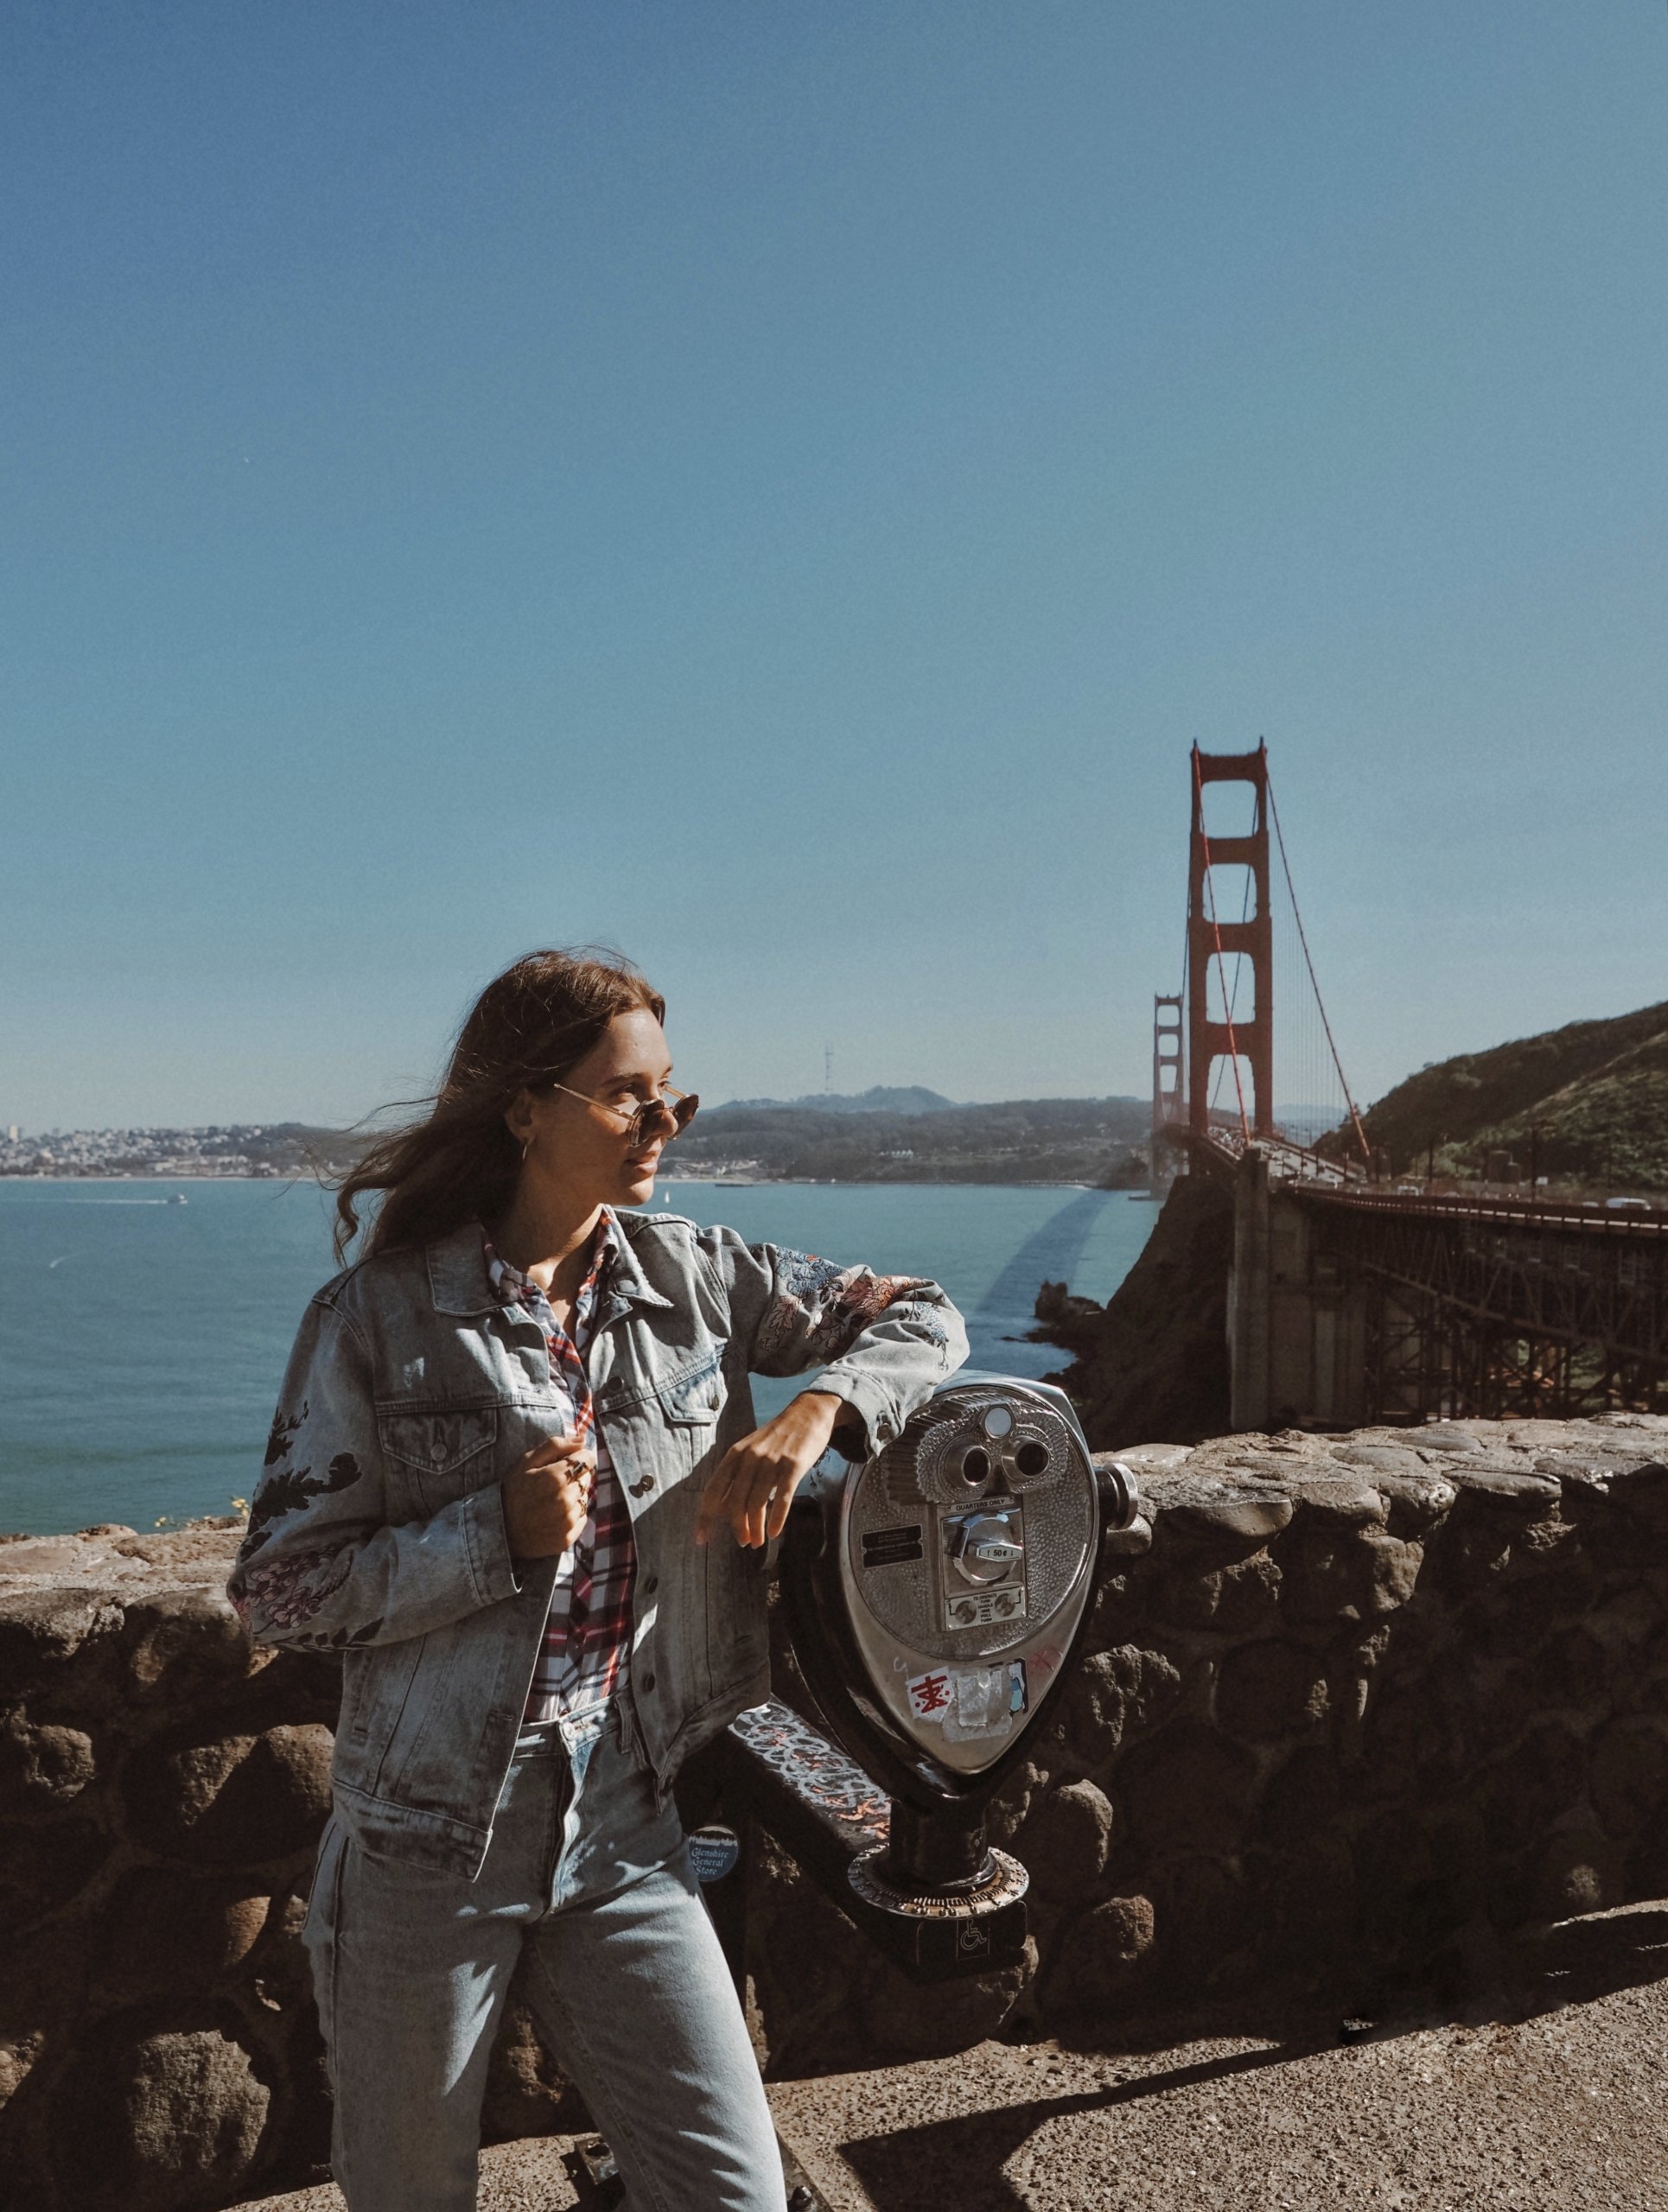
xmin=229 ymin=949 xmax=966 ymax=2212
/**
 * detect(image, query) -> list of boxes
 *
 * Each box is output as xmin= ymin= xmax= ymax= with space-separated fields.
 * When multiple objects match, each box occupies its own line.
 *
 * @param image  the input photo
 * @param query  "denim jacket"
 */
xmin=228 ymin=1211 xmax=966 ymax=1876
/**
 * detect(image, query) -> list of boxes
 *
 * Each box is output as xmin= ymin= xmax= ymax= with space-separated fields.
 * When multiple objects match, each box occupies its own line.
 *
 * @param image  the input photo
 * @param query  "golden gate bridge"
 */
xmin=1149 ymin=745 xmax=1668 ymax=1427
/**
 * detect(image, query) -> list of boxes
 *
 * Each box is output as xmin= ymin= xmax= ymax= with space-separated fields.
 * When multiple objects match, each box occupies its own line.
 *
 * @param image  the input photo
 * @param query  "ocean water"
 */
xmin=0 ymin=1177 xmax=1156 ymax=1536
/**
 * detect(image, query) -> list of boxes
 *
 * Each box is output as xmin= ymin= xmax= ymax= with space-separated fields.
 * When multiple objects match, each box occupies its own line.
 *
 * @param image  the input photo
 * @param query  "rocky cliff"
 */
xmin=1033 ymin=1173 xmax=1233 ymax=1449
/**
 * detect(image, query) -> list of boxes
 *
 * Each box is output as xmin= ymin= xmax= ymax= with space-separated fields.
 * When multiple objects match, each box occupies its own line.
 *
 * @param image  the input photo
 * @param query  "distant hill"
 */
xmin=4 ymin=1096 xmax=1156 ymax=1189
xmin=1353 ymin=1001 xmax=1668 ymax=1191
xmin=720 ymin=1085 xmax=958 ymax=1116
xmin=674 ymin=1094 xmax=1151 ymax=1185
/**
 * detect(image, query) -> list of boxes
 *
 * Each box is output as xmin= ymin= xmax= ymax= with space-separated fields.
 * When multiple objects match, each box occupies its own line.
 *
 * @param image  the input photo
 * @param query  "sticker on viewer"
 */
xmin=907 ymin=1669 xmax=952 ymax=1720
xmin=907 ymin=1661 xmax=1030 ymax=1728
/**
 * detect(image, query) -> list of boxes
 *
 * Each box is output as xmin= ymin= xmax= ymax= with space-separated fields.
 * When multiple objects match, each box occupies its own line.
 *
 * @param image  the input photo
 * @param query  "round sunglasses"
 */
xmin=545 ymin=1080 xmax=698 ymax=1147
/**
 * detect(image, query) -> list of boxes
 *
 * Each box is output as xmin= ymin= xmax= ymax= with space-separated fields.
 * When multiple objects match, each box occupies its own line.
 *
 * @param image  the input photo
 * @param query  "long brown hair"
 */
xmin=333 ymin=948 xmax=665 ymax=1261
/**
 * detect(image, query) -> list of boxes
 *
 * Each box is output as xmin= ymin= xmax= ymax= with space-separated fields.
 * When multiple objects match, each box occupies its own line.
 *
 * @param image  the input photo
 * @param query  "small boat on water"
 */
xmin=170 ymin=1193 xmax=188 ymax=1205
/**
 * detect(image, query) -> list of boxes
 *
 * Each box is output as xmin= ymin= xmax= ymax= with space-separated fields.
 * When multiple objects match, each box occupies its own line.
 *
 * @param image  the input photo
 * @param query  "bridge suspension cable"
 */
xmin=1265 ymin=768 xmax=1371 ymax=1164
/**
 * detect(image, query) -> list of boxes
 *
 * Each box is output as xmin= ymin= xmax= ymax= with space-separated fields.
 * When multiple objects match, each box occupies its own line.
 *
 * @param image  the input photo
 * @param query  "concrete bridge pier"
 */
xmin=1227 ymin=1146 xmax=1369 ymax=1431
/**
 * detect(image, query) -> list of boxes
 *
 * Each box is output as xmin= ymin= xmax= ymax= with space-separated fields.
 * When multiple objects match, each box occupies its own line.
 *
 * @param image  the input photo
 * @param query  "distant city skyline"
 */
xmin=7 ymin=4 xmax=1665 ymax=1130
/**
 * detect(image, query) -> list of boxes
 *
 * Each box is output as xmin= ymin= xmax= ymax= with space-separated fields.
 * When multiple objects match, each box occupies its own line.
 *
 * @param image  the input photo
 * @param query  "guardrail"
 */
xmin=1296 ymin=1186 xmax=1668 ymax=1238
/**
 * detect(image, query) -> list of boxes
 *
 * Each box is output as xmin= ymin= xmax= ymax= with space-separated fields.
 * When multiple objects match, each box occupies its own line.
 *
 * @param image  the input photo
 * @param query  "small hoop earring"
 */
xmin=519 ymin=1136 xmax=532 ymax=1163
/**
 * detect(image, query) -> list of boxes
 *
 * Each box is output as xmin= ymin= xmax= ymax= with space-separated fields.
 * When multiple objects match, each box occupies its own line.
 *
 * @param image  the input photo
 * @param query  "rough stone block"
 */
xmin=1246 ymin=1836 xmax=1355 ymax=1974
xmin=1448 ymin=1469 xmax=1564 ymax=1516
xmin=1331 ymin=1445 xmax=1428 ymax=1475
xmin=0 ymin=1591 xmax=122 ymax=1687
xmin=1482 ymin=1724 xmax=1588 ymax=1855
xmin=1256 ymin=1745 xmax=1344 ymax=1850
xmin=1534 ymin=1827 xmax=1625 ymax=1921
xmin=481 ymin=1993 xmax=584 ymax=2145
xmin=1215 ymin=1639 xmax=1329 ymax=1741
xmin=1155 ymin=1550 xmax=1282 ymax=1633
xmin=0 ymin=1716 xmax=95 ymax=1815
xmin=1100 ymin=1516 xmax=1154 ymax=1559
xmin=1143 ymin=1473 xmax=1294 ymax=1554
xmin=1118 ymin=1723 xmax=1259 ymax=1857
xmin=122 ymin=1590 xmax=262 ymax=1699
xmin=1607 ymin=1461 xmax=1668 ymax=1528
xmin=125 ymin=1723 xmax=334 ymax=1867
xmin=1283 ymin=1477 xmax=1389 ymax=1530
xmin=0 ymin=1818 xmax=107 ymax=1937
xmin=1361 ymin=1677 xmax=1457 ymax=1796
xmin=1588 ymin=1718 xmax=1668 ymax=1837
xmin=1149 ymin=1853 xmax=1247 ymax=1986
xmin=1017 ymin=1778 xmax=1114 ymax=1902
xmin=862 ymin=1944 xmax=1035 ymax=2059
xmin=1362 ymin=1471 xmax=1458 ymax=1540
xmin=1276 ymin=1531 xmax=1372 ymax=1624
xmin=1041 ymin=1891 xmax=1155 ymax=2014
xmin=1357 ymin=1533 xmax=1423 ymax=1616
xmin=1523 ymin=1623 xmax=1611 ymax=1711
xmin=1057 ymin=1644 xmax=1181 ymax=1769
xmin=53 ymin=2015 xmax=271 ymax=2212
xmin=96 ymin=1871 xmax=272 ymax=2003
xmin=984 ymin=1759 xmax=1046 ymax=1847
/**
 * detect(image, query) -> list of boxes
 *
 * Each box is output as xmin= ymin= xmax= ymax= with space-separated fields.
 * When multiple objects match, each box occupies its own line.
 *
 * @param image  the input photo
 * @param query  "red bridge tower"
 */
xmin=1187 ymin=743 xmax=1275 ymax=1138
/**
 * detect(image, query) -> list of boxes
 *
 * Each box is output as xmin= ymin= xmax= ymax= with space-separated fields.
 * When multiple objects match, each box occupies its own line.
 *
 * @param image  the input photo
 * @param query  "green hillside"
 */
xmin=672 ymin=1095 xmax=1150 ymax=1185
xmin=1355 ymin=1001 xmax=1668 ymax=1191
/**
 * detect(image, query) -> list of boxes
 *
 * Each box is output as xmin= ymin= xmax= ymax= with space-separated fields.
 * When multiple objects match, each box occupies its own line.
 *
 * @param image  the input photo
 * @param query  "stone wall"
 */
xmin=0 ymin=1525 xmax=579 ymax=2212
xmin=748 ymin=1414 xmax=1668 ymax=2069
xmin=5 ymin=1414 xmax=1668 ymax=2207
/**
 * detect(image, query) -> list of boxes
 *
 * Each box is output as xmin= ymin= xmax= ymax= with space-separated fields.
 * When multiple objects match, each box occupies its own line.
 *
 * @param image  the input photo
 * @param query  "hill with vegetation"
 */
xmin=6 ymin=1099 xmax=1154 ymax=1189
xmin=721 ymin=1085 xmax=958 ymax=1116
xmin=674 ymin=1094 xmax=1150 ymax=1185
xmin=1350 ymin=1000 xmax=1668 ymax=1192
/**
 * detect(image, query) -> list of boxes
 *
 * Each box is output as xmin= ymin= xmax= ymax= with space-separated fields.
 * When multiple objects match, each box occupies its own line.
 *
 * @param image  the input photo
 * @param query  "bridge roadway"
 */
xmin=1168 ymin=1124 xmax=1668 ymax=1427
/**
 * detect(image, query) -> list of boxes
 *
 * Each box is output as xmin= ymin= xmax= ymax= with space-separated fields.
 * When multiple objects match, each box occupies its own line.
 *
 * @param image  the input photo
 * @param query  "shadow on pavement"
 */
xmin=837 ymin=2035 xmax=1327 ymax=2212
xmin=1502 ymin=1902 xmax=1668 ymax=2021
xmin=837 ymin=1904 xmax=1668 ymax=2212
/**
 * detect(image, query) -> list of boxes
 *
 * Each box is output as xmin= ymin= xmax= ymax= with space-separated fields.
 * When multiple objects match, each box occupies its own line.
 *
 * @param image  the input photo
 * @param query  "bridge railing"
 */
xmin=1168 ymin=1120 xmax=1363 ymax=1188
xmin=1297 ymin=1185 xmax=1668 ymax=1238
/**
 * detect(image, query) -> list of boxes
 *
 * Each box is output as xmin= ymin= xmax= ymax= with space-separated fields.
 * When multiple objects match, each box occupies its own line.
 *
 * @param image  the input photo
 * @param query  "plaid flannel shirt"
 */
xmin=485 ymin=1213 xmax=635 ymax=1725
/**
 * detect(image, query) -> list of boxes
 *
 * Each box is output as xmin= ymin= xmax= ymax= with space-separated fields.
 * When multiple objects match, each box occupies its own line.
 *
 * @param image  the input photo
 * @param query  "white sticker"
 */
xmin=942 ymin=1664 xmax=1013 ymax=1742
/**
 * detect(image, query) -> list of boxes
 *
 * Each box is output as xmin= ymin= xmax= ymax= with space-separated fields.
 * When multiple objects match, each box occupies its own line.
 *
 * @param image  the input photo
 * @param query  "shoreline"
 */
xmin=0 ymin=1173 xmax=1152 ymax=1194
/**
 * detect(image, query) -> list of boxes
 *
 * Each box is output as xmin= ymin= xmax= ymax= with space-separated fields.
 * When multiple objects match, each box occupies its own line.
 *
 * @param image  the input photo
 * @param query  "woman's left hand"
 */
xmin=696 ymin=1391 xmax=850 ymax=1549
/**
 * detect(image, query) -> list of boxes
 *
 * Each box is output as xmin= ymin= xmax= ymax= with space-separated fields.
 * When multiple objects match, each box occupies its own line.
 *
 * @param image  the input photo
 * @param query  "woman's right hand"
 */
xmin=501 ymin=1433 xmax=595 ymax=1560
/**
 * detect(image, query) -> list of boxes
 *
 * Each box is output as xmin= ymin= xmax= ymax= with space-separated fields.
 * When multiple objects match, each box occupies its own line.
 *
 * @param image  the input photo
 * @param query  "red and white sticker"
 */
xmin=906 ymin=1669 xmax=953 ymax=1720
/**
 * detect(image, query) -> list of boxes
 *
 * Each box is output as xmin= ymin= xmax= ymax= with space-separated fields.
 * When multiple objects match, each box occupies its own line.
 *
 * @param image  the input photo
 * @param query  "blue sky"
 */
xmin=5 ymin=3 xmax=1665 ymax=1129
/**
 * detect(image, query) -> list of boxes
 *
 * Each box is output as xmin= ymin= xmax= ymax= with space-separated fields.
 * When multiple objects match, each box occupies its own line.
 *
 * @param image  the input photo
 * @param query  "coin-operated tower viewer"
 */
xmin=775 ymin=1374 xmax=1142 ymax=1974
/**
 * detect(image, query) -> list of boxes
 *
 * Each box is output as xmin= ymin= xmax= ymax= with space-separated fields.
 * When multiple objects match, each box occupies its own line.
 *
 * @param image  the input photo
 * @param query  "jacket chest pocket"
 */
xmin=648 ymin=1357 xmax=723 ymax=1475
xmin=379 ymin=1407 xmax=499 ymax=1515
xmin=657 ymin=1357 xmax=722 ymax=1427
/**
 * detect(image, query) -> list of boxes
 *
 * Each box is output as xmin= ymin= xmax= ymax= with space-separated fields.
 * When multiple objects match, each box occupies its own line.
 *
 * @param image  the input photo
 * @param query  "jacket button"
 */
xmin=641 ymin=1574 xmax=659 ymax=1595
xmin=628 ymin=1476 xmax=653 ymax=1498
xmin=642 ymin=1672 xmax=656 ymax=1693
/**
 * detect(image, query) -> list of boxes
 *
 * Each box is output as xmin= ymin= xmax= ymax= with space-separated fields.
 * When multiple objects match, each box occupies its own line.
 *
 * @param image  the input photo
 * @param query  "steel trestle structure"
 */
xmin=1300 ymin=1190 xmax=1668 ymax=1422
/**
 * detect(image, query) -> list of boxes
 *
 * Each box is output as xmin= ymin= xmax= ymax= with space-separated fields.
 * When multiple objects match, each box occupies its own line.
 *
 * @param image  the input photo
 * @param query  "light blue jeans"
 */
xmin=303 ymin=1707 xmax=784 ymax=2212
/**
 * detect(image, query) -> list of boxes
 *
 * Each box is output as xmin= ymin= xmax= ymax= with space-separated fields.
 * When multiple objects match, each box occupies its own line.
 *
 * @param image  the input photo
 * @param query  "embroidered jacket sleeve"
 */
xmin=226 ymin=1295 xmax=518 ymax=1651
xmin=698 ymin=1228 xmax=968 ymax=1453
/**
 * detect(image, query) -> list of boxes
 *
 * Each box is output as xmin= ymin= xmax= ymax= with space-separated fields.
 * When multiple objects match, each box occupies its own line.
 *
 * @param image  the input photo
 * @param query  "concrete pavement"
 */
xmin=238 ymin=1899 xmax=1668 ymax=2212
